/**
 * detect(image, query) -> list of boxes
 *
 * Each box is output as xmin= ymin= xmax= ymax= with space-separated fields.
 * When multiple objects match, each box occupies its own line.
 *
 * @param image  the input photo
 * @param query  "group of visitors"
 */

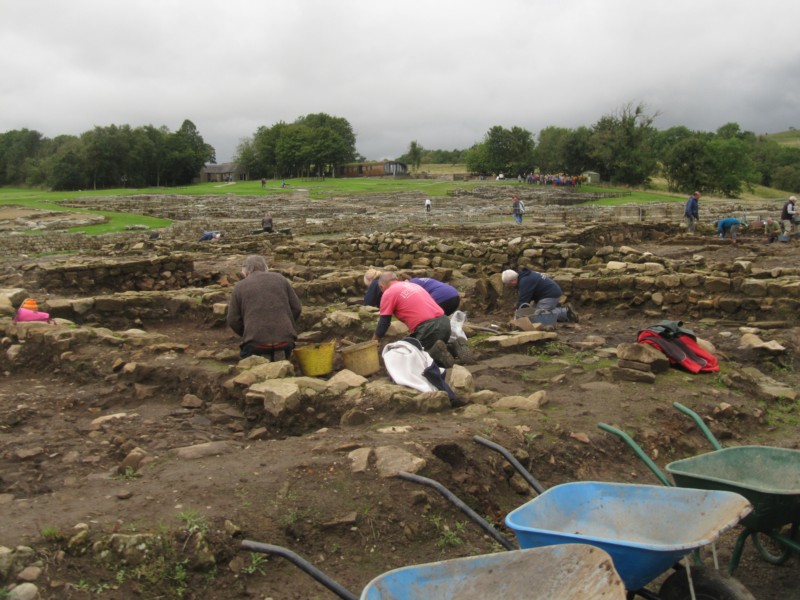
xmin=523 ymin=173 xmax=585 ymax=187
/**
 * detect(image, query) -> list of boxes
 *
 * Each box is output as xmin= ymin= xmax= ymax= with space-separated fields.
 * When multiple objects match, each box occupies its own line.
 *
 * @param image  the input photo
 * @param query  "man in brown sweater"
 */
xmin=226 ymin=255 xmax=302 ymax=360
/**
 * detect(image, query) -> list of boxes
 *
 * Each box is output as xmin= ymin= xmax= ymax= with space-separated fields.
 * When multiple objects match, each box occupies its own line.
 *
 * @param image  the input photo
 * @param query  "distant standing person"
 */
xmin=425 ymin=198 xmax=432 ymax=213
xmin=512 ymin=195 xmax=525 ymax=225
xmin=261 ymin=178 xmax=266 ymax=189
xmin=226 ymin=255 xmax=302 ymax=360
xmin=684 ymin=191 xmax=701 ymax=233
xmin=410 ymin=277 xmax=461 ymax=315
xmin=261 ymin=212 xmax=273 ymax=233
xmin=781 ymin=196 xmax=797 ymax=236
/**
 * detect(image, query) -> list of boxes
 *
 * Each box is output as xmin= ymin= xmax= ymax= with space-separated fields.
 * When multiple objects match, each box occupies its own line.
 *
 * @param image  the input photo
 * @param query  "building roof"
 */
xmin=202 ymin=162 xmax=238 ymax=174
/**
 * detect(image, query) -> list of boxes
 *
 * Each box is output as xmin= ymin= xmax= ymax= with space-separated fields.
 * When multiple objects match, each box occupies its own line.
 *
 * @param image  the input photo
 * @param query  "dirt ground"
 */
xmin=2 ymin=195 xmax=800 ymax=600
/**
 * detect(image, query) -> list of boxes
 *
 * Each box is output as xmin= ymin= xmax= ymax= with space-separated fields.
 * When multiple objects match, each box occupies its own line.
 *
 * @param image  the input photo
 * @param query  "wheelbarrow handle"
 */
xmin=396 ymin=471 xmax=516 ymax=551
xmin=597 ymin=423 xmax=673 ymax=487
xmin=472 ymin=435 xmax=545 ymax=495
xmin=240 ymin=540 xmax=358 ymax=600
xmin=672 ymin=402 xmax=724 ymax=451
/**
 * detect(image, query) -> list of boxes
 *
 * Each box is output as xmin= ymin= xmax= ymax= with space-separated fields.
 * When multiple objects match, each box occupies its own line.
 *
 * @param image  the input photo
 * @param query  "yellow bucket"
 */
xmin=294 ymin=340 xmax=336 ymax=377
xmin=339 ymin=340 xmax=380 ymax=377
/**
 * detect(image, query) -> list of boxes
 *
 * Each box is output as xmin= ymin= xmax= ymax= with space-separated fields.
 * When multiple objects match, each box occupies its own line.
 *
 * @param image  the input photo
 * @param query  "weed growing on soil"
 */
xmin=177 ymin=509 xmax=208 ymax=535
xmin=114 ymin=466 xmax=140 ymax=481
xmin=765 ymin=401 xmax=800 ymax=427
xmin=280 ymin=507 xmax=303 ymax=526
xmin=241 ymin=552 xmax=268 ymax=575
xmin=40 ymin=526 xmax=62 ymax=541
xmin=428 ymin=515 xmax=466 ymax=549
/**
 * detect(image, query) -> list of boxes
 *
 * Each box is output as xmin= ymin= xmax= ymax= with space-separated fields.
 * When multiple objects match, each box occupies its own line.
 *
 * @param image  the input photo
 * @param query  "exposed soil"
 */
xmin=1 ymin=192 xmax=800 ymax=600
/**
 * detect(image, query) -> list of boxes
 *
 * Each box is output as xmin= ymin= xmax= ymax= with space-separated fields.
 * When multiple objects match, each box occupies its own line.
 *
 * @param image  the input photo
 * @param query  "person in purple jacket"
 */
xmin=410 ymin=277 xmax=461 ymax=315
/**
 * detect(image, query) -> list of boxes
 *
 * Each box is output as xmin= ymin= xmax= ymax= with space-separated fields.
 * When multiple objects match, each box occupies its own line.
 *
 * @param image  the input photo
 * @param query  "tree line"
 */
xmin=0 ymin=120 xmax=214 ymax=190
xmin=407 ymin=104 xmax=800 ymax=197
xmin=3 ymin=103 xmax=799 ymax=196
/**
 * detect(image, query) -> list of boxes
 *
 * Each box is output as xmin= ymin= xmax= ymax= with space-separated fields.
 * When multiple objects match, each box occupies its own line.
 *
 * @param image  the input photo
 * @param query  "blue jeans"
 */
xmin=513 ymin=213 xmax=523 ymax=225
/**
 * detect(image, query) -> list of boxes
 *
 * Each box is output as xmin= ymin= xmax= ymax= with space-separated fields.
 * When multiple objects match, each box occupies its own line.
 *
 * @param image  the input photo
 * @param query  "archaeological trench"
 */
xmin=1 ymin=186 xmax=799 ymax=599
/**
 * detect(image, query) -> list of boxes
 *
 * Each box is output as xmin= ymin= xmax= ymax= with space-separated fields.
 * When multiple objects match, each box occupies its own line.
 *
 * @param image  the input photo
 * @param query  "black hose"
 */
xmin=472 ymin=435 xmax=545 ymax=494
xmin=240 ymin=540 xmax=358 ymax=600
xmin=396 ymin=471 xmax=516 ymax=550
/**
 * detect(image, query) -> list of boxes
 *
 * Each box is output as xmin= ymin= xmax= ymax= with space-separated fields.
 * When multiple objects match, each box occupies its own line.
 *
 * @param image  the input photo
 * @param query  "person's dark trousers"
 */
xmin=240 ymin=342 xmax=294 ymax=361
xmin=412 ymin=316 xmax=451 ymax=350
xmin=439 ymin=296 xmax=460 ymax=316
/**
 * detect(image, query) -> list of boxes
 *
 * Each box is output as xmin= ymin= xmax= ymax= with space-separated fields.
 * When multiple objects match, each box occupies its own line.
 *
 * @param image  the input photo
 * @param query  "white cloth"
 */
xmin=381 ymin=340 xmax=441 ymax=394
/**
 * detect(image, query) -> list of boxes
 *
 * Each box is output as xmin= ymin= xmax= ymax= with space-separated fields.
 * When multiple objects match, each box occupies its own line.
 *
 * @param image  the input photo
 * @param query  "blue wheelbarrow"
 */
xmin=240 ymin=540 xmax=626 ymax=599
xmin=600 ymin=401 xmax=800 ymax=573
xmin=398 ymin=435 xmax=755 ymax=599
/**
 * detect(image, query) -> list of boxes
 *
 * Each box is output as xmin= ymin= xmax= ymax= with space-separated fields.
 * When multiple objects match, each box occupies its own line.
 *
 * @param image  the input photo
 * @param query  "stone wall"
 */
xmin=32 ymin=256 xmax=196 ymax=294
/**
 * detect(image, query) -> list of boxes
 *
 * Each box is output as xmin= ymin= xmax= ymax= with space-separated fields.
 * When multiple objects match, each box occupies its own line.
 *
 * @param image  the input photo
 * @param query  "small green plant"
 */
xmin=114 ymin=466 xmax=140 ymax=481
xmin=436 ymin=521 xmax=466 ymax=549
xmin=523 ymin=432 xmax=540 ymax=445
xmin=428 ymin=515 xmax=466 ymax=549
xmin=241 ymin=552 xmax=268 ymax=575
xmin=40 ymin=526 xmax=61 ymax=541
xmin=170 ymin=560 xmax=189 ymax=596
xmin=281 ymin=507 xmax=301 ymax=526
xmin=75 ymin=579 xmax=91 ymax=591
xmin=177 ymin=509 xmax=208 ymax=535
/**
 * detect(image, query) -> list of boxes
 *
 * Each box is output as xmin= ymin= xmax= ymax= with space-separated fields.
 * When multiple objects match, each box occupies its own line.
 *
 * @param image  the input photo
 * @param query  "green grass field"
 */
xmin=0 ymin=168 xmax=791 ymax=236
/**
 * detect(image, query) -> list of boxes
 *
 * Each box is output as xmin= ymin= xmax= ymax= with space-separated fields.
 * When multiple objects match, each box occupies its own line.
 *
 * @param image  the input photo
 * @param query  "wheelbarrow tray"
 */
xmin=666 ymin=446 xmax=800 ymax=531
xmin=361 ymin=544 xmax=625 ymax=599
xmin=504 ymin=481 xmax=750 ymax=591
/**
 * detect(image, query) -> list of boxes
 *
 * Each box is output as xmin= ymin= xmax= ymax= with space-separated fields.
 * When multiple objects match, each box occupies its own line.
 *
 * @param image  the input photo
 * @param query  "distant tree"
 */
xmin=406 ymin=141 xmax=423 ymax=171
xmin=661 ymin=133 xmax=714 ymax=193
xmin=131 ymin=125 xmax=169 ymax=187
xmin=464 ymin=142 xmax=491 ymax=176
xmin=562 ymin=127 xmax=592 ymax=175
xmin=653 ymin=126 xmax=694 ymax=156
xmin=706 ymin=136 xmax=754 ymax=197
xmin=275 ymin=124 xmax=314 ymax=177
xmin=0 ymin=128 xmax=44 ymax=185
xmin=46 ymin=136 xmax=89 ymax=191
xmin=243 ymin=114 xmax=355 ymax=178
xmin=588 ymin=103 xmax=658 ymax=185
xmin=293 ymin=113 xmax=356 ymax=174
xmin=234 ymin=136 xmax=258 ymax=178
xmin=772 ymin=164 xmax=800 ymax=192
xmin=249 ymin=122 xmax=290 ymax=179
xmin=534 ymin=126 xmax=571 ymax=173
xmin=82 ymin=125 xmax=133 ymax=189
xmin=477 ymin=125 xmax=535 ymax=176
xmin=163 ymin=119 xmax=215 ymax=186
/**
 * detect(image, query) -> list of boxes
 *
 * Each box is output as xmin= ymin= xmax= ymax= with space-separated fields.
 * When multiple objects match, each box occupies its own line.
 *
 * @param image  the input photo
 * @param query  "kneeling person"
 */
xmin=410 ymin=277 xmax=461 ymax=315
xmin=372 ymin=272 xmax=453 ymax=367
xmin=227 ymin=255 xmax=302 ymax=360
xmin=502 ymin=268 xmax=578 ymax=323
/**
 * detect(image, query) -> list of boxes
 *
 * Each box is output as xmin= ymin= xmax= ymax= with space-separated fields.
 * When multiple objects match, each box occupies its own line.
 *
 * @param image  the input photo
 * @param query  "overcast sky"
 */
xmin=2 ymin=0 xmax=799 ymax=164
